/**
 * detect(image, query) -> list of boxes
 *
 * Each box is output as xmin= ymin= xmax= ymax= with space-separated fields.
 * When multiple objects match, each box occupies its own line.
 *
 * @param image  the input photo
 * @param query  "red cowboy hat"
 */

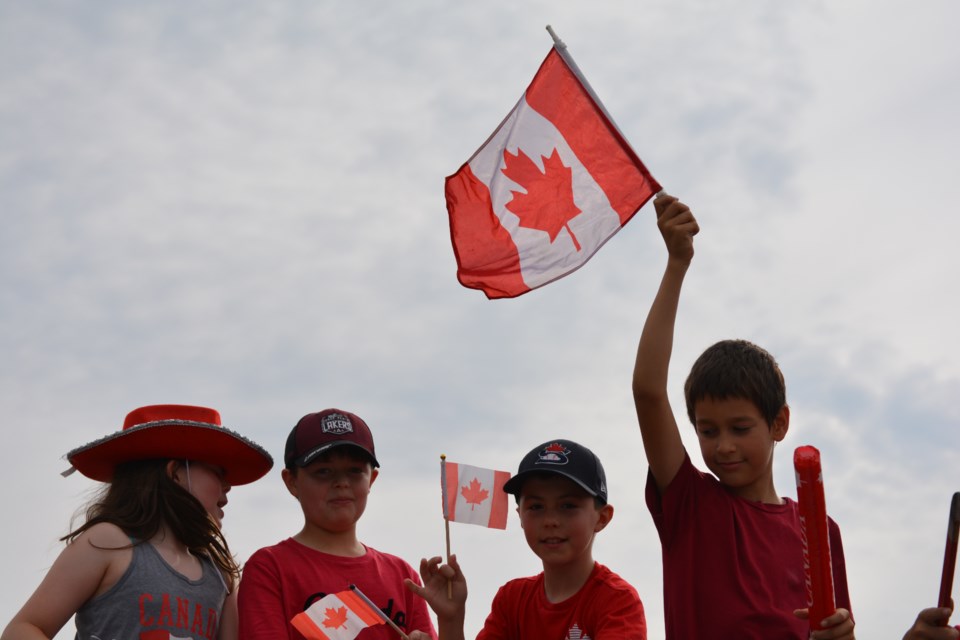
xmin=64 ymin=405 xmax=273 ymax=485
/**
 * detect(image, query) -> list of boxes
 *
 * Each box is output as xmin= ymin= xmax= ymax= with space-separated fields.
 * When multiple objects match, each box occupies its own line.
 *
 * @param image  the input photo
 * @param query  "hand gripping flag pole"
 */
xmin=938 ymin=492 xmax=960 ymax=613
xmin=794 ymin=445 xmax=837 ymax=631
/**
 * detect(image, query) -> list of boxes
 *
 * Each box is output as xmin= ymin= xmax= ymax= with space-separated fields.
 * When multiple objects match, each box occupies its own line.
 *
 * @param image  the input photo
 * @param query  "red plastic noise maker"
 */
xmin=794 ymin=445 xmax=836 ymax=631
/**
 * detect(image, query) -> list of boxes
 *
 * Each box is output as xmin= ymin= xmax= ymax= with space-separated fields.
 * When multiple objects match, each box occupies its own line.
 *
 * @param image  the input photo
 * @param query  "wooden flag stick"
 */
xmin=350 ymin=584 xmax=410 ymax=640
xmin=441 ymin=454 xmax=453 ymax=599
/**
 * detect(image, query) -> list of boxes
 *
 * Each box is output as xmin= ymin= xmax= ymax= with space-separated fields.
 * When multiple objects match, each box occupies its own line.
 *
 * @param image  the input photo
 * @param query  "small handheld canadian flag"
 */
xmin=291 ymin=585 xmax=407 ymax=640
xmin=442 ymin=457 xmax=510 ymax=530
xmin=445 ymin=26 xmax=661 ymax=299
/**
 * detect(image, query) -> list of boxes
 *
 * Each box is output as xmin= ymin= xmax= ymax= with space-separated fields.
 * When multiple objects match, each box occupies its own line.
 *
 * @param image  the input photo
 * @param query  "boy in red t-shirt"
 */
xmin=238 ymin=408 xmax=436 ymax=640
xmin=406 ymin=439 xmax=646 ymax=640
xmin=632 ymin=194 xmax=855 ymax=639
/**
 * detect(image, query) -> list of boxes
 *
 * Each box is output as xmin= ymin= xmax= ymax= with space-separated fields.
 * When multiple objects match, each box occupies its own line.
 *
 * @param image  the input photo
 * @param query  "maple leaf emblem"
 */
xmin=501 ymin=148 xmax=583 ymax=251
xmin=322 ymin=606 xmax=349 ymax=629
xmin=461 ymin=477 xmax=490 ymax=510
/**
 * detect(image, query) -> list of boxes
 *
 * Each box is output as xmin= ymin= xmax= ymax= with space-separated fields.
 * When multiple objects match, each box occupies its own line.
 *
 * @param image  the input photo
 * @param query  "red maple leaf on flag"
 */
xmin=502 ymin=148 xmax=583 ymax=251
xmin=461 ymin=478 xmax=490 ymax=510
xmin=323 ymin=606 xmax=349 ymax=629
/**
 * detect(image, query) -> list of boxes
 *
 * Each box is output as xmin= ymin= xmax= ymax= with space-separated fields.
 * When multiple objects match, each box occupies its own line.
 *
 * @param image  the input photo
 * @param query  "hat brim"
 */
xmin=66 ymin=422 xmax=274 ymax=485
xmin=296 ymin=441 xmax=379 ymax=468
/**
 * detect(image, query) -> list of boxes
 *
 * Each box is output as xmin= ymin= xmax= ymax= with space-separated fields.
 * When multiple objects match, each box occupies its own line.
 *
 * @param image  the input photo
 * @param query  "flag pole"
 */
xmin=441 ymin=454 xmax=453 ymax=598
xmin=349 ymin=584 xmax=410 ymax=640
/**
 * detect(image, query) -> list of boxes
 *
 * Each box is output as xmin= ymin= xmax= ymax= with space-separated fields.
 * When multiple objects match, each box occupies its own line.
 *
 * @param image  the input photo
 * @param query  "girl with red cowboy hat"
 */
xmin=1 ymin=404 xmax=273 ymax=640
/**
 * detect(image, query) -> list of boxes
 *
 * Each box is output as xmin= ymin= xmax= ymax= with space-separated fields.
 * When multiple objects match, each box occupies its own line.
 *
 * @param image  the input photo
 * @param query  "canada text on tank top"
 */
xmin=304 ymin=591 xmax=407 ymax=630
xmin=136 ymin=593 xmax=219 ymax=639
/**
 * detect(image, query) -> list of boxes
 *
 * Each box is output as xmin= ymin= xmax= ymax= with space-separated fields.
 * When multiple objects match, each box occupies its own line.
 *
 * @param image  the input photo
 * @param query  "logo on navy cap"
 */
xmin=536 ymin=442 xmax=571 ymax=466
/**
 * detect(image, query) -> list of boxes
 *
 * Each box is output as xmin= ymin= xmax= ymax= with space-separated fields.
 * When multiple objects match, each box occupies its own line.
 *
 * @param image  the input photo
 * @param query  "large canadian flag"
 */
xmin=445 ymin=45 xmax=661 ymax=299
xmin=443 ymin=460 xmax=510 ymax=529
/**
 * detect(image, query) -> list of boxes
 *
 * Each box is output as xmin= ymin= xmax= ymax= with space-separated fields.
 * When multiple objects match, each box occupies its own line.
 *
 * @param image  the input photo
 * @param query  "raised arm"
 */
xmin=632 ymin=193 xmax=699 ymax=493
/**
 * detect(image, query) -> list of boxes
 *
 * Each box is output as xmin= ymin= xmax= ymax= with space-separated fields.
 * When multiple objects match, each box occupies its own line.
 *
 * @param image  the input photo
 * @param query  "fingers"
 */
xmin=654 ymin=192 xmax=677 ymax=217
xmin=418 ymin=556 xmax=443 ymax=582
xmin=809 ymin=608 xmax=854 ymax=640
xmin=904 ymin=608 xmax=959 ymax=640
xmin=654 ymin=193 xmax=698 ymax=235
xmin=403 ymin=577 xmax=425 ymax=598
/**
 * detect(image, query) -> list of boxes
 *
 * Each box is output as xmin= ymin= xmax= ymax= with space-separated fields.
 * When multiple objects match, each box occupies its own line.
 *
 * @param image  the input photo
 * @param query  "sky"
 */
xmin=2 ymin=1 xmax=959 ymax=638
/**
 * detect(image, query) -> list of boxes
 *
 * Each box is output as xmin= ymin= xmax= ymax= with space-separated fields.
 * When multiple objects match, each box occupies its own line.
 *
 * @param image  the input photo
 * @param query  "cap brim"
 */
xmin=296 ymin=441 xmax=379 ymax=468
xmin=66 ymin=423 xmax=274 ymax=485
xmin=503 ymin=469 xmax=604 ymax=503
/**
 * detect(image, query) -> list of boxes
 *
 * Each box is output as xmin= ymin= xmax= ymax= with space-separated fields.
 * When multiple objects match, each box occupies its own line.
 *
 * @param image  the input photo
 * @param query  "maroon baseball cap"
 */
xmin=284 ymin=408 xmax=379 ymax=469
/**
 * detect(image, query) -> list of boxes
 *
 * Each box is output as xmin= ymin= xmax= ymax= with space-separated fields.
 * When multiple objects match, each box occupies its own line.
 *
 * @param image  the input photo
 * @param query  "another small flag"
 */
xmin=445 ymin=36 xmax=661 ymax=299
xmin=442 ymin=460 xmax=510 ymax=529
xmin=291 ymin=588 xmax=385 ymax=640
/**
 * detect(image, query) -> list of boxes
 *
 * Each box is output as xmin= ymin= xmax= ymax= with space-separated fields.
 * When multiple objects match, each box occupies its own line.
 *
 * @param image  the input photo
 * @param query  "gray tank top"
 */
xmin=74 ymin=541 xmax=227 ymax=640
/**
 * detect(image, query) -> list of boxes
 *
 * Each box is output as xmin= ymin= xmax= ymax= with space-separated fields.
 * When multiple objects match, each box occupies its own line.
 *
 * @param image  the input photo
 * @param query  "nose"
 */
xmin=543 ymin=509 xmax=560 ymax=528
xmin=716 ymin=434 xmax=736 ymax=455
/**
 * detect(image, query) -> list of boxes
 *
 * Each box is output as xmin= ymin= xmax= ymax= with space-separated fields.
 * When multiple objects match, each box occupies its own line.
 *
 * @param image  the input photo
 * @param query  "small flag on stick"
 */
xmin=291 ymin=585 xmax=408 ymax=640
xmin=442 ymin=457 xmax=510 ymax=529
xmin=794 ymin=445 xmax=837 ymax=632
xmin=445 ymin=26 xmax=661 ymax=299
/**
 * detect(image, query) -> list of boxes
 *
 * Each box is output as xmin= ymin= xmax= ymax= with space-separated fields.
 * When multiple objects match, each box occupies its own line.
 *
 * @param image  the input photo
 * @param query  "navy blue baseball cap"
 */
xmin=503 ymin=439 xmax=607 ymax=504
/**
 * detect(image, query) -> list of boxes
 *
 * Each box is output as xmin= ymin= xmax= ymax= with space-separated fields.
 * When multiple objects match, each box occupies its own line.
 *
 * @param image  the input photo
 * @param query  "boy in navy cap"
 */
xmin=238 ymin=408 xmax=437 ymax=639
xmin=407 ymin=439 xmax=646 ymax=640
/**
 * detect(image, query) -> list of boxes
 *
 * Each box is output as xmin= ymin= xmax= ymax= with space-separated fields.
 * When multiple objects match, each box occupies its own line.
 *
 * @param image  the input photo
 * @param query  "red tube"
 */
xmin=794 ymin=445 xmax=836 ymax=630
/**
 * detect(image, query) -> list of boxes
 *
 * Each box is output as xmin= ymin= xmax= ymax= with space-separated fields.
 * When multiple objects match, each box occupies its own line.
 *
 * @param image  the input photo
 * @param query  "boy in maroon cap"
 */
xmin=238 ymin=409 xmax=437 ymax=639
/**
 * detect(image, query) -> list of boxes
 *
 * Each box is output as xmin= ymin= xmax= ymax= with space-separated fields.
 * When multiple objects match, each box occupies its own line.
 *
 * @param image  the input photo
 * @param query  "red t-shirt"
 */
xmin=477 ymin=562 xmax=646 ymax=639
xmin=646 ymin=453 xmax=851 ymax=639
xmin=237 ymin=538 xmax=437 ymax=640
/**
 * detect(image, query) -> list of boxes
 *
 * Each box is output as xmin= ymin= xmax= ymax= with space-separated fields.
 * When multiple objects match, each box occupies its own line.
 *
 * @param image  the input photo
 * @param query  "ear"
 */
xmin=772 ymin=405 xmax=790 ymax=442
xmin=368 ymin=468 xmax=379 ymax=489
xmin=281 ymin=468 xmax=298 ymax=499
xmin=167 ymin=460 xmax=184 ymax=487
xmin=594 ymin=503 xmax=614 ymax=533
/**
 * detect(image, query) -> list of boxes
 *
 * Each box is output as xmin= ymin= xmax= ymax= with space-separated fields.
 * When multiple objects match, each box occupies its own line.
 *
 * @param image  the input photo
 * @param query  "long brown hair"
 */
xmin=63 ymin=458 xmax=240 ymax=590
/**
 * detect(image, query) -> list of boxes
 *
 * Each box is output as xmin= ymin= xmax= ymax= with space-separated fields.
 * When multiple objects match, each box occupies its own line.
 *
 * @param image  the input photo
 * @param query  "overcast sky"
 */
xmin=2 ymin=2 xmax=959 ymax=638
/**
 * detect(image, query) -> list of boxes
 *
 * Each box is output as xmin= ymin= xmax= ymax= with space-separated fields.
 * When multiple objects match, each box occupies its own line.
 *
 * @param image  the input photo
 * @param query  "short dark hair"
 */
xmin=684 ymin=339 xmax=786 ymax=427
